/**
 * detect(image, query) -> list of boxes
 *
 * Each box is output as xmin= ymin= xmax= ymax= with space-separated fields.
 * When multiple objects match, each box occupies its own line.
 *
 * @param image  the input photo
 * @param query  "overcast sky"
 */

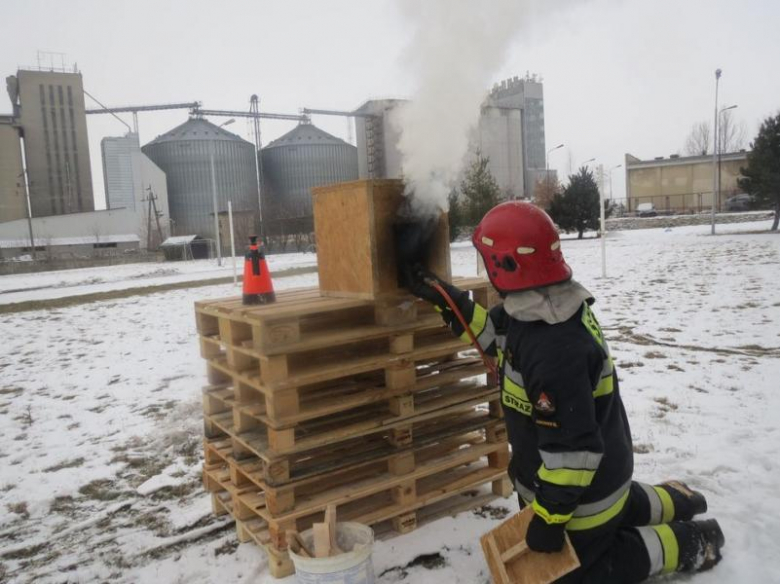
xmin=2 ymin=0 xmax=779 ymax=206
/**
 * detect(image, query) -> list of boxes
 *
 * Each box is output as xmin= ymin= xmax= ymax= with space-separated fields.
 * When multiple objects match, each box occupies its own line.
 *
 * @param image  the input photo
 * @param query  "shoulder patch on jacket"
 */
xmin=534 ymin=392 xmax=556 ymax=415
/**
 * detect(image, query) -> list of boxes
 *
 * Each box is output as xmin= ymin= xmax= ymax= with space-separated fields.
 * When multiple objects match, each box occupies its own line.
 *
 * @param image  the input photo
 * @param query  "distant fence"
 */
xmin=606 ymin=211 xmax=774 ymax=232
xmin=612 ymin=192 xmax=771 ymax=216
xmin=0 ymin=252 xmax=164 ymax=276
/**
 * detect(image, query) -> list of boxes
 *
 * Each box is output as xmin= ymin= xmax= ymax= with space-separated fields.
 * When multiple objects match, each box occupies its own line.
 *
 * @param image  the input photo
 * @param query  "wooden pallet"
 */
xmin=235 ymin=466 xmax=511 ymax=578
xmin=196 ymin=278 xmax=492 ymax=346
xmin=230 ymin=356 xmax=488 ymax=431
xmin=204 ymin=379 xmax=499 ymax=482
xmin=195 ymin=277 xmax=491 ymax=357
xmin=235 ymin=421 xmax=509 ymax=549
xmin=232 ymin=407 xmax=505 ymax=485
xmin=196 ymin=275 xmax=506 ymax=578
xmin=230 ymin=383 xmax=499 ymax=477
xmin=230 ymin=411 xmax=508 ymax=513
xmin=204 ymin=327 xmax=482 ymax=426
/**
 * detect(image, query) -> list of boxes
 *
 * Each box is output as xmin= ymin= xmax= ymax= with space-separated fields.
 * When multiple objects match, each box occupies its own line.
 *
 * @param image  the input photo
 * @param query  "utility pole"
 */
xmin=144 ymin=186 xmax=165 ymax=250
xmin=18 ymin=137 xmax=36 ymax=260
xmin=146 ymin=190 xmax=153 ymax=250
xmin=711 ymin=69 xmax=722 ymax=235
xmin=250 ymin=95 xmax=265 ymax=241
xmin=602 ymin=164 xmax=622 ymax=279
xmin=210 ymin=144 xmax=222 ymax=266
xmin=228 ymin=200 xmax=237 ymax=286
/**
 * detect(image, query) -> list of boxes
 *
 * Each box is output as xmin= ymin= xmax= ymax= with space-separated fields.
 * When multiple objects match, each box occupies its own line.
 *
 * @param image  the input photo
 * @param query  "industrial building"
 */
xmin=142 ymin=118 xmax=260 ymax=251
xmin=625 ymin=151 xmax=749 ymax=214
xmin=101 ymin=132 xmax=170 ymax=248
xmin=3 ymin=67 xmax=95 ymax=217
xmin=348 ymin=75 xmax=547 ymax=199
xmin=353 ymin=99 xmax=406 ymax=181
xmin=0 ymin=208 xmax=140 ymax=259
xmin=0 ymin=120 xmax=26 ymax=222
xmin=482 ymin=75 xmax=547 ymax=199
xmin=102 ymin=133 xmax=143 ymax=211
xmin=261 ymin=122 xmax=358 ymax=232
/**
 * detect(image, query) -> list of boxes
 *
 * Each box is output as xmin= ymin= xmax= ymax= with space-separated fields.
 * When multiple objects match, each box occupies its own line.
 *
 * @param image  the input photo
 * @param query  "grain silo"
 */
xmin=261 ymin=122 xmax=357 ymax=232
xmin=142 ymin=118 xmax=259 ymax=248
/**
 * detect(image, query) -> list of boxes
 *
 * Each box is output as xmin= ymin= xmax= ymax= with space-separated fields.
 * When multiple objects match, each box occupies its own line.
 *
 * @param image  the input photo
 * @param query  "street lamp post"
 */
xmin=717 ymin=104 xmax=738 ymax=215
xmin=599 ymin=164 xmax=622 ymax=278
xmin=210 ymin=119 xmax=236 ymax=266
xmin=546 ymin=143 xmax=565 ymax=173
xmin=710 ymin=69 xmax=722 ymax=235
xmin=543 ymin=143 xmax=564 ymax=203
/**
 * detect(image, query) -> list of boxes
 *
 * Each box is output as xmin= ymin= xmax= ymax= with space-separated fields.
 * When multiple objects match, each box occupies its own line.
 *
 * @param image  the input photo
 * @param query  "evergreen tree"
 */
xmin=447 ymin=189 xmax=464 ymax=242
xmin=738 ymin=113 xmax=780 ymax=231
xmin=548 ymin=167 xmax=601 ymax=239
xmin=461 ymin=153 xmax=501 ymax=226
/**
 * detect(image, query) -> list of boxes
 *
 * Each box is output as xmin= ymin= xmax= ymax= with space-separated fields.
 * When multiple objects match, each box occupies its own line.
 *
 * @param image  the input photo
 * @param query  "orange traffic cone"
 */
xmin=242 ymin=235 xmax=275 ymax=305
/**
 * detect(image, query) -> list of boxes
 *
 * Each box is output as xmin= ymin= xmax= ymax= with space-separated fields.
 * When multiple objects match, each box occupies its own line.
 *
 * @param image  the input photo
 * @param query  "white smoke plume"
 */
xmin=393 ymin=0 xmax=554 ymax=217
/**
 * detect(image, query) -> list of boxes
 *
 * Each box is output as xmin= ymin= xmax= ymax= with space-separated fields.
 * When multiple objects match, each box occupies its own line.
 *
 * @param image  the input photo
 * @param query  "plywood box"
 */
xmin=312 ymin=179 xmax=451 ymax=300
xmin=480 ymin=507 xmax=580 ymax=584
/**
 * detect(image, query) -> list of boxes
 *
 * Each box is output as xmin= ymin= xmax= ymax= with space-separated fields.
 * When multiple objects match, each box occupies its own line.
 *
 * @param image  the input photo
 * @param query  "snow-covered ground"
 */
xmin=0 ymin=252 xmax=317 ymax=306
xmin=1 ymin=220 xmax=779 ymax=583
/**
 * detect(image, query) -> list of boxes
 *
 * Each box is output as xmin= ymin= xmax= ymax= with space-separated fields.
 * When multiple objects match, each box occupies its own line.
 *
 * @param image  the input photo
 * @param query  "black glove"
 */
xmin=404 ymin=264 xmax=452 ymax=310
xmin=526 ymin=513 xmax=566 ymax=553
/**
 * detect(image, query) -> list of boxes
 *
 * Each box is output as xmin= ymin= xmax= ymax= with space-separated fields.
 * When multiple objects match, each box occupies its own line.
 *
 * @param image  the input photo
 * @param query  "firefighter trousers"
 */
xmin=522 ymin=480 xmax=703 ymax=583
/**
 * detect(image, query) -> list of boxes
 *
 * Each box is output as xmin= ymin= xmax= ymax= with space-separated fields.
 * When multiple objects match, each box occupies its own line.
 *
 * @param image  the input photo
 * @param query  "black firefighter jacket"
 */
xmin=441 ymin=290 xmax=634 ymax=532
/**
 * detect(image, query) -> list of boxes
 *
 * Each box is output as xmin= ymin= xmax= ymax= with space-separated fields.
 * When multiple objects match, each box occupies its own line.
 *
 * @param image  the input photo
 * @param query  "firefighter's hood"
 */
xmin=503 ymin=279 xmax=593 ymax=325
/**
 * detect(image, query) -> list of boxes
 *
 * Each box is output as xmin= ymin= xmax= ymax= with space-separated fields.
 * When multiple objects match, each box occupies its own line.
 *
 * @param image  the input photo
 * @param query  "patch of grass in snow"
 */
xmin=0 ymin=542 xmax=47 ymax=561
xmin=78 ymin=479 xmax=131 ymax=501
xmin=6 ymin=501 xmax=29 ymax=519
xmin=149 ymin=479 xmax=201 ymax=502
xmin=666 ymin=364 xmax=685 ymax=372
xmin=43 ymin=457 xmax=85 ymax=473
xmin=0 ymin=387 xmax=23 ymax=396
xmin=49 ymin=495 xmax=78 ymax=515
xmin=619 ymin=361 xmax=645 ymax=368
xmin=214 ymin=539 xmax=238 ymax=556
xmin=133 ymin=509 xmax=171 ymax=536
xmin=654 ymin=397 xmax=678 ymax=410
xmin=644 ymin=351 xmax=667 ymax=359
xmin=472 ymin=505 xmax=511 ymax=520
xmin=633 ymin=443 xmax=654 ymax=454
xmin=138 ymin=400 xmax=178 ymax=421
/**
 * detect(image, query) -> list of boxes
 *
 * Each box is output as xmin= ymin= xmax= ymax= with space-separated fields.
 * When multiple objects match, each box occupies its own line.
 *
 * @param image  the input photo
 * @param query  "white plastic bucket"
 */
xmin=288 ymin=522 xmax=375 ymax=584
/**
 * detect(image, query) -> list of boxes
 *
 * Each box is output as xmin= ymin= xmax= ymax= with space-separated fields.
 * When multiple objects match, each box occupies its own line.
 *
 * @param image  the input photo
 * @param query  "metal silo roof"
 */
xmin=264 ymin=123 xmax=350 ymax=149
xmin=145 ymin=117 xmax=252 ymax=146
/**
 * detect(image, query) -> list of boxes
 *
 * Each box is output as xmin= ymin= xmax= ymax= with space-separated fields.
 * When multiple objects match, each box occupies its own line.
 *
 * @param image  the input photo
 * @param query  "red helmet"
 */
xmin=472 ymin=201 xmax=572 ymax=293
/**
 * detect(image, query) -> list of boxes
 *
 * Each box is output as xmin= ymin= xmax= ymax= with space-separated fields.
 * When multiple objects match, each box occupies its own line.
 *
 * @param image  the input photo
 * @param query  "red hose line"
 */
xmin=427 ymin=280 xmax=498 ymax=378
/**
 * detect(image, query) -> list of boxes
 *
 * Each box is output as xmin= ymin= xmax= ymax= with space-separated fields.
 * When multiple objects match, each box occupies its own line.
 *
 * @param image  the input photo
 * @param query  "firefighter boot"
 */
xmin=671 ymin=519 xmax=725 ymax=573
xmin=658 ymin=480 xmax=708 ymax=521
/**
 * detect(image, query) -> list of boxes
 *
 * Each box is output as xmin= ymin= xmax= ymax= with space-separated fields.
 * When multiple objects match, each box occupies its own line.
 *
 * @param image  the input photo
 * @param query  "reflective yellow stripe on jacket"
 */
xmin=518 ymin=478 xmax=632 ymax=531
xmin=582 ymin=302 xmax=615 ymax=398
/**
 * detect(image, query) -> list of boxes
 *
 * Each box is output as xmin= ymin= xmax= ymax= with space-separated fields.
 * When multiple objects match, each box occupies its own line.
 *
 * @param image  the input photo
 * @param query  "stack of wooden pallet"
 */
xmin=195 ymin=179 xmax=511 ymax=577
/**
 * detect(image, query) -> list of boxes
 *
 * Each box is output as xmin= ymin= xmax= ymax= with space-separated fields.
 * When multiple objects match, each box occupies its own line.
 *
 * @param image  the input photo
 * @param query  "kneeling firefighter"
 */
xmin=405 ymin=201 xmax=724 ymax=582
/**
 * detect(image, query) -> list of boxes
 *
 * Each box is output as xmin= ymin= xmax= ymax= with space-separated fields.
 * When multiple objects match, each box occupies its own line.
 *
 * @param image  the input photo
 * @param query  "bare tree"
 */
xmin=533 ymin=176 xmax=560 ymax=210
xmin=684 ymin=112 xmax=747 ymax=156
xmin=718 ymin=109 xmax=748 ymax=154
xmin=684 ymin=122 xmax=711 ymax=156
